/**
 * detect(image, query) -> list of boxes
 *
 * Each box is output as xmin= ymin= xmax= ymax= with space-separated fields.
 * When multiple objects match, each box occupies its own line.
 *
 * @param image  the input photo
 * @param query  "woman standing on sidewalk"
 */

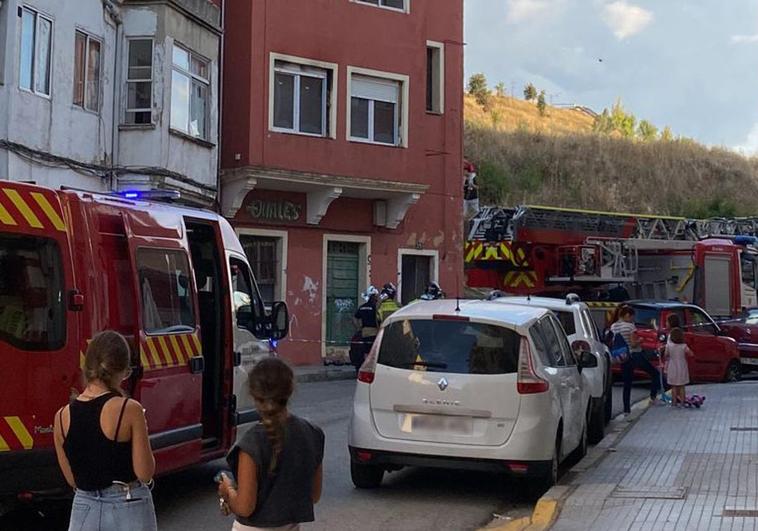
xmin=218 ymin=358 xmax=325 ymax=531
xmin=53 ymin=331 xmax=157 ymax=531
xmin=611 ymin=305 xmax=663 ymax=414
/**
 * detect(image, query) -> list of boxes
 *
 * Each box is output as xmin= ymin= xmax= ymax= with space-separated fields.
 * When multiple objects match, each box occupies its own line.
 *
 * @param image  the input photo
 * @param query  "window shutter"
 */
xmin=351 ymin=75 xmax=399 ymax=103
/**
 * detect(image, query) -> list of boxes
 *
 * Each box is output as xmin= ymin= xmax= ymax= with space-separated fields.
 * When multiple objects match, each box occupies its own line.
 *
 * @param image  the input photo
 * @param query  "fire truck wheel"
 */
xmin=724 ymin=360 xmax=741 ymax=383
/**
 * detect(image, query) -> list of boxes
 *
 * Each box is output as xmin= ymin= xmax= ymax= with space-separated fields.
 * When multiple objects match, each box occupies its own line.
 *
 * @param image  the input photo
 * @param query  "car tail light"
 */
xmin=357 ymin=329 xmax=383 ymax=384
xmin=517 ymin=337 xmax=549 ymax=394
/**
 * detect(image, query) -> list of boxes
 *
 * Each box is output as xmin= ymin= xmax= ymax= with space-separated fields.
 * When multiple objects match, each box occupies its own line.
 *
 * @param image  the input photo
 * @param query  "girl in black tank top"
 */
xmin=53 ymin=331 xmax=157 ymax=531
xmin=62 ymin=392 xmax=136 ymax=490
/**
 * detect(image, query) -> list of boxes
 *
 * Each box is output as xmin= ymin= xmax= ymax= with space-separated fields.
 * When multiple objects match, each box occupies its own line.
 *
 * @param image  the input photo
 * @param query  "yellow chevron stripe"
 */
xmin=146 ymin=338 xmax=163 ymax=368
xmin=157 ymin=336 xmax=174 ymax=366
xmin=484 ymin=246 xmax=500 ymax=260
xmin=0 ymin=433 xmax=9 ymax=452
xmin=190 ymin=333 xmax=202 ymax=356
xmin=180 ymin=334 xmax=194 ymax=359
xmin=139 ymin=345 xmax=150 ymax=367
xmin=30 ymin=192 xmax=66 ymax=231
xmin=500 ymin=243 xmax=511 ymax=260
xmin=3 ymin=189 xmax=43 ymax=228
xmin=6 ymin=417 xmax=33 ymax=450
xmin=0 ymin=201 xmax=16 ymax=226
xmin=169 ymin=335 xmax=185 ymax=364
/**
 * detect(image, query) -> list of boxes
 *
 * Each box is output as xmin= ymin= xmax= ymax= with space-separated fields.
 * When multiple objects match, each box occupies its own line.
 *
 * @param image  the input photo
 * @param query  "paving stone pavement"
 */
xmin=552 ymin=381 xmax=758 ymax=531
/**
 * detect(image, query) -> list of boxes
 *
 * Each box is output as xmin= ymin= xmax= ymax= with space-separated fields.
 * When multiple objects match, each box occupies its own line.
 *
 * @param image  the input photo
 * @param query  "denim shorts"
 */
xmin=68 ymin=482 xmax=157 ymax=531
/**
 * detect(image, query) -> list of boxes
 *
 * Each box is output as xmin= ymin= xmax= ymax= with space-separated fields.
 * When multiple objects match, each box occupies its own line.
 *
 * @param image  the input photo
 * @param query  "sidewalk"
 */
xmin=293 ymin=363 xmax=356 ymax=383
xmin=551 ymin=381 xmax=758 ymax=531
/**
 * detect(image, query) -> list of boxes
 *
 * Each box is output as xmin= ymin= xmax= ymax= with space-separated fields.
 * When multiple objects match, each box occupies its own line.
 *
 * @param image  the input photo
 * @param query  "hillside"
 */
xmin=465 ymin=94 xmax=758 ymax=218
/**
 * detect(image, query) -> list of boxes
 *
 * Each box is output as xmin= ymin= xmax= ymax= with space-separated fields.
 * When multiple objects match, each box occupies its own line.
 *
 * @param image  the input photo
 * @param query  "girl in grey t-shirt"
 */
xmin=219 ymin=359 xmax=325 ymax=530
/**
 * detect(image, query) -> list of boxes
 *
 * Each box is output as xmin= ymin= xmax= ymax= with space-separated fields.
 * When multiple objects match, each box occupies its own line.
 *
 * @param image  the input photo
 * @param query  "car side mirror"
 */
xmin=577 ymin=350 xmax=598 ymax=373
xmin=269 ymin=301 xmax=290 ymax=341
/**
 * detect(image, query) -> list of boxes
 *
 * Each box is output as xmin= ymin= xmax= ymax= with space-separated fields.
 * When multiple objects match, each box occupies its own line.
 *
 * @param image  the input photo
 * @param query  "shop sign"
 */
xmin=247 ymin=199 xmax=302 ymax=223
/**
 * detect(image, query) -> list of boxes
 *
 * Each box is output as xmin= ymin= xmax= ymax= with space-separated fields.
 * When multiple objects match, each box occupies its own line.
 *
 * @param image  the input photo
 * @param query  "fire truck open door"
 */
xmin=122 ymin=212 xmax=204 ymax=473
xmin=0 ymin=183 xmax=78 ymax=494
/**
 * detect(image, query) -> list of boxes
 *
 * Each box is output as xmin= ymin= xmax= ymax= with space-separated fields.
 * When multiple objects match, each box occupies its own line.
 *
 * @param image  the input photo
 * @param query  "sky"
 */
xmin=464 ymin=0 xmax=758 ymax=153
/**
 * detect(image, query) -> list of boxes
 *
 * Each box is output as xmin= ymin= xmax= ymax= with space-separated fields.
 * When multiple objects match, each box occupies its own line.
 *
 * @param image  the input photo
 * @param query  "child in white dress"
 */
xmin=663 ymin=327 xmax=693 ymax=407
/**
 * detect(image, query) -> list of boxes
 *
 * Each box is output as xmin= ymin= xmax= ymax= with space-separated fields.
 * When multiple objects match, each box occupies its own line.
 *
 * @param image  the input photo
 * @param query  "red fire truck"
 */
xmin=0 ymin=181 xmax=288 ymax=514
xmin=465 ymin=205 xmax=758 ymax=319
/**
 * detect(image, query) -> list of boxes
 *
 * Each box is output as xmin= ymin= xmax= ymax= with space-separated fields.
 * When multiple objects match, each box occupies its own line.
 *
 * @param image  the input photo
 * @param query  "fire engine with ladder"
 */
xmin=465 ymin=205 xmax=758 ymax=320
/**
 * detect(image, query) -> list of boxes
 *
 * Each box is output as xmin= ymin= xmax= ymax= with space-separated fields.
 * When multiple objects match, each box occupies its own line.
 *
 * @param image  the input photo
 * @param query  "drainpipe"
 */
xmin=215 ymin=0 xmax=225 ymax=213
xmin=104 ymin=0 xmax=122 ymax=191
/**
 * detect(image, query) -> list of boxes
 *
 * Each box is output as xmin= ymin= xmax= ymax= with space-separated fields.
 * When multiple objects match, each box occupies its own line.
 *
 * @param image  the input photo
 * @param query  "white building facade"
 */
xmin=0 ymin=0 xmax=221 ymax=206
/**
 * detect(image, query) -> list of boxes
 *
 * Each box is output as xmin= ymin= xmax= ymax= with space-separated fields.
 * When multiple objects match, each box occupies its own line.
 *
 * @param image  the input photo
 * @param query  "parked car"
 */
xmin=491 ymin=294 xmax=612 ymax=442
xmin=348 ymin=300 xmax=594 ymax=491
xmin=718 ymin=307 xmax=758 ymax=372
xmin=608 ymin=301 xmax=741 ymax=383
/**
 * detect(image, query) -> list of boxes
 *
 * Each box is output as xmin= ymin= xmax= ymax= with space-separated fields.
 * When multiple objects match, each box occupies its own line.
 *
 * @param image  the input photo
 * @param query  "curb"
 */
xmin=482 ymin=397 xmax=651 ymax=531
xmin=294 ymin=366 xmax=356 ymax=383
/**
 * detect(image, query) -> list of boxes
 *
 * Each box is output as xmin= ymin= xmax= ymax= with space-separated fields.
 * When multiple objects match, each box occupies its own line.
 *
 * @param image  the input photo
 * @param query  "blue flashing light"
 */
xmin=116 ymin=189 xmax=181 ymax=201
xmin=123 ymin=192 xmax=140 ymax=199
xmin=735 ymin=235 xmax=758 ymax=247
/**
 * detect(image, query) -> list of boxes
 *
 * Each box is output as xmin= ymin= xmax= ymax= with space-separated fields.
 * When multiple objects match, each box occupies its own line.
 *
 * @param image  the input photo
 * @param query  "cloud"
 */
xmin=735 ymin=123 xmax=758 ymax=155
xmin=731 ymin=34 xmax=758 ymax=44
xmin=505 ymin=0 xmax=557 ymax=24
xmin=601 ymin=1 xmax=654 ymax=40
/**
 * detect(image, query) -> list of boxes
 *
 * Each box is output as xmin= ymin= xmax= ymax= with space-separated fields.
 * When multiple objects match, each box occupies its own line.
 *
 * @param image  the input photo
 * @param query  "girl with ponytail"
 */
xmin=53 ymin=330 xmax=157 ymax=530
xmin=219 ymin=358 xmax=325 ymax=531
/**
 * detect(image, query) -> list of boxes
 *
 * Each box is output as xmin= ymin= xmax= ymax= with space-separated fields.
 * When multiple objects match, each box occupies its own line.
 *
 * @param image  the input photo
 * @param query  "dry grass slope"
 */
xmin=465 ymin=94 xmax=758 ymax=217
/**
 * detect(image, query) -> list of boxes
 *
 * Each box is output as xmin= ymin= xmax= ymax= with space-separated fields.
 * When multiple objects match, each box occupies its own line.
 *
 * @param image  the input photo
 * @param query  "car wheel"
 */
xmin=604 ymin=384 xmax=613 ymax=424
xmin=350 ymin=461 xmax=384 ymax=489
xmin=532 ymin=433 xmax=560 ymax=496
xmin=724 ymin=360 xmax=741 ymax=383
xmin=589 ymin=397 xmax=605 ymax=444
xmin=570 ymin=407 xmax=589 ymax=464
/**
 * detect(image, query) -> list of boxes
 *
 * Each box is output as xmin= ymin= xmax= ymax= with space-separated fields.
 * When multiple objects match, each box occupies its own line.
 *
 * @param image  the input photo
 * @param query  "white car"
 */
xmin=492 ymin=294 xmax=612 ymax=443
xmin=348 ymin=300 xmax=593 ymax=490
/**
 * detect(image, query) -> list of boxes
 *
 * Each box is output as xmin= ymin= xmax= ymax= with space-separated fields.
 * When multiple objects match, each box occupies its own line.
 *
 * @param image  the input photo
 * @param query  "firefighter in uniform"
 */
xmin=419 ymin=281 xmax=445 ymax=301
xmin=377 ymin=283 xmax=400 ymax=325
xmin=351 ymin=286 xmax=380 ymax=370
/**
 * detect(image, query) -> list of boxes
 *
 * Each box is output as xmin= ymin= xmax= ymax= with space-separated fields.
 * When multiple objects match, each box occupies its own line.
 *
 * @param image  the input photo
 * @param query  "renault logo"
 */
xmin=437 ymin=377 xmax=449 ymax=391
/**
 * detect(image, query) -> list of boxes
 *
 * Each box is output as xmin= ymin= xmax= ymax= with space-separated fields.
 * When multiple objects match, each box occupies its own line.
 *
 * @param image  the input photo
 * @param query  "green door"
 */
xmin=326 ymin=241 xmax=360 ymax=347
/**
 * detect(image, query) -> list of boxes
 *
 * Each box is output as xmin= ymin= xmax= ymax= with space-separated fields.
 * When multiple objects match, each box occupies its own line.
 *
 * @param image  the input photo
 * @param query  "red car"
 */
xmin=610 ymin=301 xmax=741 ymax=383
xmin=719 ymin=307 xmax=758 ymax=372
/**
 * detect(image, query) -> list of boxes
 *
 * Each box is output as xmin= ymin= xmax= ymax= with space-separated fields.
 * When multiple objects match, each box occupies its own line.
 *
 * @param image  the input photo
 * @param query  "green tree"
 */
xmin=467 ymin=73 xmax=490 ymax=107
xmin=593 ymin=109 xmax=614 ymax=134
xmin=637 ymin=120 xmax=658 ymax=142
xmin=610 ymin=99 xmax=636 ymax=138
xmin=537 ymin=90 xmax=547 ymax=116
xmin=660 ymin=126 xmax=674 ymax=142
xmin=523 ymin=83 xmax=537 ymax=101
xmin=495 ymin=82 xmax=506 ymax=97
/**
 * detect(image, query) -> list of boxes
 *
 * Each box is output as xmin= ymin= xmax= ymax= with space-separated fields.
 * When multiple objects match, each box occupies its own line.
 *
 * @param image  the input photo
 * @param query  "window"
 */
xmin=356 ymin=0 xmax=407 ymax=11
xmin=350 ymin=74 xmax=401 ymax=145
xmin=552 ymin=317 xmax=577 ymax=366
xmin=73 ymin=31 xmax=101 ymax=111
xmin=0 ymin=233 xmax=65 ymax=350
xmin=537 ymin=317 xmax=564 ymax=367
xmin=687 ymin=309 xmax=718 ymax=336
xmin=426 ymin=42 xmax=444 ymax=113
xmin=137 ymin=248 xmax=195 ymax=334
xmin=170 ymin=44 xmax=209 ymax=139
xmin=230 ymin=257 xmax=267 ymax=339
xmin=272 ymin=60 xmax=330 ymax=136
xmin=554 ymin=310 xmax=577 ymax=336
xmin=125 ymin=38 xmax=153 ymax=124
xmin=19 ymin=7 xmax=52 ymax=96
xmin=241 ymin=236 xmax=278 ymax=304
xmin=378 ymin=319 xmax=521 ymax=375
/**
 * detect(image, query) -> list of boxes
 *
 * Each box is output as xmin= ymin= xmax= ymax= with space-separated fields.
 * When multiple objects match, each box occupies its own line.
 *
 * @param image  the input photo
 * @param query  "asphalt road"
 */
xmin=2 ymin=379 xmax=649 ymax=531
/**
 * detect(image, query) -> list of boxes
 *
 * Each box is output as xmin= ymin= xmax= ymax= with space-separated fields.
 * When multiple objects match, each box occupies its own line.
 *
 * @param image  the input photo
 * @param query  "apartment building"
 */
xmin=221 ymin=0 xmax=465 ymax=365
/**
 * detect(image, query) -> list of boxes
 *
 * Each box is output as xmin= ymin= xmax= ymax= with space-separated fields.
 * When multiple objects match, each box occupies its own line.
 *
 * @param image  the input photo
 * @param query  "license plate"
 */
xmin=740 ymin=357 xmax=758 ymax=366
xmin=410 ymin=414 xmax=472 ymax=435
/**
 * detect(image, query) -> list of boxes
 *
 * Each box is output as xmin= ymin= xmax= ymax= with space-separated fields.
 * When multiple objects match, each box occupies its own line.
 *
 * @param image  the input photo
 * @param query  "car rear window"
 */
xmin=554 ymin=310 xmax=576 ymax=335
xmin=378 ymin=319 xmax=520 ymax=375
xmin=633 ymin=307 xmax=661 ymax=329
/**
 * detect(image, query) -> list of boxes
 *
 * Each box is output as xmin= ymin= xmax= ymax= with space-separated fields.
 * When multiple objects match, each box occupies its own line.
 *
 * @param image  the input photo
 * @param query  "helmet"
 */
xmin=362 ymin=285 xmax=379 ymax=302
xmin=380 ymin=282 xmax=397 ymax=300
xmin=420 ymin=281 xmax=444 ymax=300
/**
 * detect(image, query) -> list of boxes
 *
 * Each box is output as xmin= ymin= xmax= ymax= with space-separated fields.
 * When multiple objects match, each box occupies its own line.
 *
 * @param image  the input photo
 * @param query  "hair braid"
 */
xmin=248 ymin=358 xmax=295 ymax=476
xmin=83 ymin=331 xmax=130 ymax=396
